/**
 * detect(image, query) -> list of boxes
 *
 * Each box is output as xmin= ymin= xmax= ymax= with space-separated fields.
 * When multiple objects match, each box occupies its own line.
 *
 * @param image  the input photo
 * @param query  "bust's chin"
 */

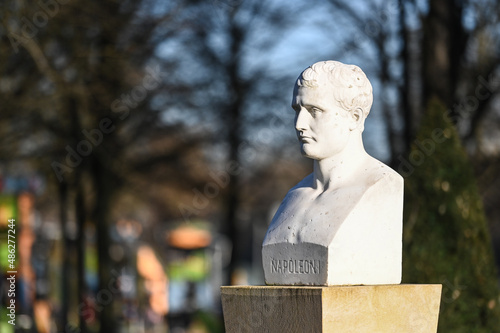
xmin=300 ymin=145 xmax=321 ymax=160
xmin=300 ymin=150 xmax=329 ymax=161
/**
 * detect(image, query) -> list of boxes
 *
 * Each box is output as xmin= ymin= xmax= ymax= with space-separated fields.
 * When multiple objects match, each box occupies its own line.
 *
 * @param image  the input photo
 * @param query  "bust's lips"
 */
xmin=299 ymin=135 xmax=314 ymax=143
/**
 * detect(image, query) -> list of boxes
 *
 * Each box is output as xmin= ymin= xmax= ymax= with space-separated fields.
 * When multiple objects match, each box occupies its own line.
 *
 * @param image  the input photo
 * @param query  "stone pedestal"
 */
xmin=221 ymin=284 xmax=441 ymax=333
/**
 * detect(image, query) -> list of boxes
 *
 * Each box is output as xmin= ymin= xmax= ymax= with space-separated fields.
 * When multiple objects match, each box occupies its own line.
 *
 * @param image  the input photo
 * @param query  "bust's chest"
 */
xmin=266 ymin=186 xmax=365 ymax=244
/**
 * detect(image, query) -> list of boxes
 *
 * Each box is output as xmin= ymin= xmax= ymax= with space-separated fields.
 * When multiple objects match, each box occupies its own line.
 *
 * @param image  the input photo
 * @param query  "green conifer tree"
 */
xmin=402 ymin=98 xmax=500 ymax=332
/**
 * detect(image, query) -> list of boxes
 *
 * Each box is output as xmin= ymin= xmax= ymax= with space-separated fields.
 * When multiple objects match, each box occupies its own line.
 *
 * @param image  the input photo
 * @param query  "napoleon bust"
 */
xmin=262 ymin=61 xmax=403 ymax=286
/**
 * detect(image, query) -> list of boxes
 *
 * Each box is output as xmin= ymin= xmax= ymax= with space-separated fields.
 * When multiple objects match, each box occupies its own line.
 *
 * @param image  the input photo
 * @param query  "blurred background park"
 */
xmin=0 ymin=0 xmax=499 ymax=332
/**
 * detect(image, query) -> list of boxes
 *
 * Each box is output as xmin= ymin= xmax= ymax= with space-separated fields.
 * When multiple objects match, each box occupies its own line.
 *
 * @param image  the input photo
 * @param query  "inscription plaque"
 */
xmin=270 ymin=258 xmax=321 ymax=275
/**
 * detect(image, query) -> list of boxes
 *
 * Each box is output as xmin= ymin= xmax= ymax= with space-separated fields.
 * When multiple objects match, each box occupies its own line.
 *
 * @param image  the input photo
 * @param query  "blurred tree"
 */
xmin=421 ymin=0 xmax=467 ymax=109
xmin=421 ymin=0 xmax=500 ymax=147
xmin=0 ymin=0 xmax=210 ymax=332
xmin=323 ymin=0 xmax=500 ymax=281
xmin=403 ymin=98 xmax=500 ymax=332
xmin=1 ymin=0 xmax=498 ymax=331
xmin=323 ymin=0 xmax=500 ymax=161
xmin=166 ymin=0 xmax=313 ymax=283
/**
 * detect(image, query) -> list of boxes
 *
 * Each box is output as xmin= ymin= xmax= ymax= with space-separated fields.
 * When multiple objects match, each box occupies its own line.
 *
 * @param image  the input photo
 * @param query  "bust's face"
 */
xmin=291 ymin=80 xmax=353 ymax=160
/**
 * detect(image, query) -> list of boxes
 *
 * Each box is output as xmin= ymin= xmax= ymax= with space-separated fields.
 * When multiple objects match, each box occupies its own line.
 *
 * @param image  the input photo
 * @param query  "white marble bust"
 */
xmin=262 ymin=61 xmax=403 ymax=286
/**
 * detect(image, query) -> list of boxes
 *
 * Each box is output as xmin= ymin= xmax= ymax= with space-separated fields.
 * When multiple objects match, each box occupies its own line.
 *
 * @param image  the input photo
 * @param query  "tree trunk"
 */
xmin=398 ymin=0 xmax=412 ymax=152
xmin=422 ymin=0 xmax=467 ymax=114
xmin=60 ymin=180 xmax=70 ymax=332
xmin=223 ymin=20 xmax=245 ymax=285
xmin=92 ymin=157 xmax=116 ymax=333
xmin=225 ymin=102 xmax=242 ymax=284
xmin=75 ymin=175 xmax=87 ymax=333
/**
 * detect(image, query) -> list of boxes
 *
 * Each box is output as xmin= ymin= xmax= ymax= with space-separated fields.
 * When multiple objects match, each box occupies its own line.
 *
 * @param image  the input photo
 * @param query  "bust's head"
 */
xmin=296 ymin=61 xmax=373 ymax=126
xmin=292 ymin=61 xmax=373 ymax=160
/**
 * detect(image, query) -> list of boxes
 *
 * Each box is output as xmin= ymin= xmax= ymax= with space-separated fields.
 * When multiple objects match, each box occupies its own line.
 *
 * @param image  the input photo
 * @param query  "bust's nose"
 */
xmin=295 ymin=108 xmax=309 ymax=132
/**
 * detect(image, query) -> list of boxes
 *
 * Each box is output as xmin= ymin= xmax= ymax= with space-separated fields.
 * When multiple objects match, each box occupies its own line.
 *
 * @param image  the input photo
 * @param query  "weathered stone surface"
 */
xmin=221 ymin=284 xmax=442 ymax=333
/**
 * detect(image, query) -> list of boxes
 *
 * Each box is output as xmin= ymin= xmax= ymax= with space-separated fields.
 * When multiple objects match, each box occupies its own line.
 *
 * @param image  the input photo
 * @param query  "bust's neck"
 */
xmin=313 ymin=133 xmax=368 ymax=192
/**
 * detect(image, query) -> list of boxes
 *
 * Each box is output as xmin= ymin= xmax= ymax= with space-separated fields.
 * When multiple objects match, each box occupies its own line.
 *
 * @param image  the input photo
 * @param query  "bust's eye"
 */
xmin=310 ymin=107 xmax=323 ymax=116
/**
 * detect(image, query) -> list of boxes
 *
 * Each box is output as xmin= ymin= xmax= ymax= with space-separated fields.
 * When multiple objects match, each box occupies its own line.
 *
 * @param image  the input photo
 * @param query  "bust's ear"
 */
xmin=349 ymin=107 xmax=365 ymax=131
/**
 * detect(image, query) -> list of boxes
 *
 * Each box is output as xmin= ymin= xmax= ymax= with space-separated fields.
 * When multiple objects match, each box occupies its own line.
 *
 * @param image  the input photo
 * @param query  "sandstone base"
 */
xmin=221 ymin=284 xmax=441 ymax=333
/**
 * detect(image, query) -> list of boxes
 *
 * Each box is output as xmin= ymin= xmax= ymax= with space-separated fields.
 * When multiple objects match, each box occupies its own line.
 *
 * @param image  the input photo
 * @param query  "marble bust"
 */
xmin=262 ymin=61 xmax=403 ymax=286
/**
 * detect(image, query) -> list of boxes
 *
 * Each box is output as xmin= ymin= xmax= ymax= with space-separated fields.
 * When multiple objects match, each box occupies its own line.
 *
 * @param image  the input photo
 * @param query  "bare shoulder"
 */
xmin=289 ymin=173 xmax=314 ymax=192
xmin=278 ymin=173 xmax=314 ymax=203
xmin=361 ymin=156 xmax=403 ymax=188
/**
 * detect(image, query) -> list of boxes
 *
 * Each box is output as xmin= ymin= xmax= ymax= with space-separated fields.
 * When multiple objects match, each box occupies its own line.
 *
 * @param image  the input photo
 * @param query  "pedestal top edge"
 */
xmin=221 ymin=284 xmax=442 ymax=290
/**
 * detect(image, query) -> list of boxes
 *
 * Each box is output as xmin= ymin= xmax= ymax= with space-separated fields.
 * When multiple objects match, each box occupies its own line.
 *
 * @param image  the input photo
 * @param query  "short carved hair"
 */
xmin=297 ymin=61 xmax=373 ymax=118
